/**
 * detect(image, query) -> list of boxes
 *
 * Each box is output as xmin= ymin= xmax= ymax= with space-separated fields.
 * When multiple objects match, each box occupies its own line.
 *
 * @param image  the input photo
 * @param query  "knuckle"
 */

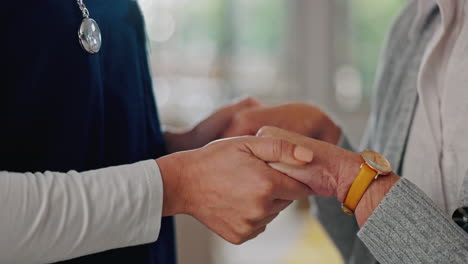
xmin=271 ymin=138 xmax=283 ymax=159
xmin=225 ymin=231 xmax=244 ymax=245
xmin=258 ymin=225 xmax=267 ymax=235
xmin=280 ymin=139 xmax=295 ymax=156
xmin=234 ymin=222 xmax=254 ymax=240
xmin=272 ymin=138 xmax=292 ymax=160
xmin=232 ymin=112 xmax=248 ymax=126
xmin=248 ymin=204 xmax=268 ymax=221
xmin=230 ymin=235 xmax=245 ymax=245
xmin=258 ymin=180 xmax=275 ymax=197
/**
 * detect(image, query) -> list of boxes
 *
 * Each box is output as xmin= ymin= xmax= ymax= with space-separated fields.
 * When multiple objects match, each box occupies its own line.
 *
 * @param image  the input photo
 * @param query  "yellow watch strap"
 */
xmin=341 ymin=163 xmax=378 ymax=215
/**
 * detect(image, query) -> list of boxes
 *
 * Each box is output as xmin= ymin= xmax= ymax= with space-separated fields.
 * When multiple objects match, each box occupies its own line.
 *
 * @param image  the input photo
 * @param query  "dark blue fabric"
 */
xmin=1 ymin=1 xmax=176 ymax=263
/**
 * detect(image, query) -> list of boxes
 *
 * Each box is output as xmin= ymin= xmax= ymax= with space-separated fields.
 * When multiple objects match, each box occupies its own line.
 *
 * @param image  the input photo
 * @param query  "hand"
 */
xmin=156 ymin=136 xmax=314 ymax=244
xmin=164 ymin=97 xmax=262 ymax=153
xmin=257 ymin=126 xmax=399 ymax=226
xmin=222 ymin=103 xmax=341 ymax=144
xmin=257 ymin=126 xmax=361 ymax=199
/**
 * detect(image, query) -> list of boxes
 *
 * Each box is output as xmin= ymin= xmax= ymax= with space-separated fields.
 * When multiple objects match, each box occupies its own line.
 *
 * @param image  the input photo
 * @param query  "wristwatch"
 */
xmin=341 ymin=150 xmax=392 ymax=215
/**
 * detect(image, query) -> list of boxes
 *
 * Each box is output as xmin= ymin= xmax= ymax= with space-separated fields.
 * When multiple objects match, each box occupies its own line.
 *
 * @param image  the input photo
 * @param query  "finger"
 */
xmin=246 ymin=137 xmax=314 ymax=165
xmin=269 ymin=162 xmax=316 ymax=190
xmin=222 ymin=110 xmax=261 ymax=138
xmin=270 ymin=199 xmax=293 ymax=214
xmin=269 ymin=169 xmax=314 ymax=200
xmin=255 ymin=213 xmax=279 ymax=228
xmin=207 ymin=98 xmax=260 ymax=129
xmin=222 ymin=99 xmax=264 ymax=138
xmin=257 ymin=126 xmax=328 ymax=160
xmin=193 ymin=98 xmax=261 ymax=144
xmin=246 ymin=225 xmax=267 ymax=241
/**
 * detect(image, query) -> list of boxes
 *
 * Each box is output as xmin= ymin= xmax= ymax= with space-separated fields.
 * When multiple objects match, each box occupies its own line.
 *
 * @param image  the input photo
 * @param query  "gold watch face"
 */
xmin=360 ymin=150 xmax=392 ymax=175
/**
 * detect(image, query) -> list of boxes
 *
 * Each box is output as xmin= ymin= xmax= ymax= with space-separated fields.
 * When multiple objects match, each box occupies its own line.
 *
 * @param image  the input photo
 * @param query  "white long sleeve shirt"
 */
xmin=0 ymin=160 xmax=163 ymax=264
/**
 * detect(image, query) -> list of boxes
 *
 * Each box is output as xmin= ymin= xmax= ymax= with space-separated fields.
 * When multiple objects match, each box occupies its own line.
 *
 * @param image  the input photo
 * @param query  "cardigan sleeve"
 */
xmin=358 ymin=178 xmax=468 ymax=264
xmin=0 ymin=160 xmax=163 ymax=263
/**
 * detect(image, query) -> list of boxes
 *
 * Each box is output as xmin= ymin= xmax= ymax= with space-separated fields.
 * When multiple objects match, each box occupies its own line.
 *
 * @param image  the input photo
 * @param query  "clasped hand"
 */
xmin=158 ymin=98 xmax=361 ymax=245
xmin=257 ymin=126 xmax=399 ymax=227
xmin=157 ymin=136 xmax=315 ymax=244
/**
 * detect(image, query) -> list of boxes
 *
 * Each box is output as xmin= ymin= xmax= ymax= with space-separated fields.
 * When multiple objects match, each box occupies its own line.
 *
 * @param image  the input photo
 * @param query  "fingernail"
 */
xmin=293 ymin=146 xmax=314 ymax=162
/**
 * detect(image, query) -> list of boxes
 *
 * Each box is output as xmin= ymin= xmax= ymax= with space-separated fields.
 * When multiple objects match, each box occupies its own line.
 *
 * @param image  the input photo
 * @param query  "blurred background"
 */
xmin=138 ymin=0 xmax=405 ymax=263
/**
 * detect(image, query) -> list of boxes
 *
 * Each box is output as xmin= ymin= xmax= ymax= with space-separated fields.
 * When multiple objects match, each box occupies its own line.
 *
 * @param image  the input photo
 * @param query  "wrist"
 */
xmin=335 ymin=151 xmax=364 ymax=203
xmin=156 ymin=151 xmax=192 ymax=216
xmin=333 ymin=150 xmax=399 ymax=226
xmin=354 ymin=172 xmax=399 ymax=226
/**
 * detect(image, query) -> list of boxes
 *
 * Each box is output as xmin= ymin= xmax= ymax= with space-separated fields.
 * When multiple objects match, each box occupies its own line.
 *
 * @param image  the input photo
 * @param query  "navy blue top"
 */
xmin=1 ymin=1 xmax=175 ymax=263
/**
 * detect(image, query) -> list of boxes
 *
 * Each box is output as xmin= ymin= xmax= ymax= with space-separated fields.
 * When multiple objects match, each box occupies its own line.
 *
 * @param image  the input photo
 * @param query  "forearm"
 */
xmin=0 ymin=160 xmax=162 ymax=263
xmin=357 ymin=178 xmax=468 ymax=263
xmin=338 ymin=156 xmax=468 ymax=263
xmin=336 ymin=150 xmax=468 ymax=263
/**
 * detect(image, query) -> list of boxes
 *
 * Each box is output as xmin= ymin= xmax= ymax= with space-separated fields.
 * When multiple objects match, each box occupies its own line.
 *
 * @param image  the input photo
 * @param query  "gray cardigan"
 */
xmin=314 ymin=1 xmax=468 ymax=263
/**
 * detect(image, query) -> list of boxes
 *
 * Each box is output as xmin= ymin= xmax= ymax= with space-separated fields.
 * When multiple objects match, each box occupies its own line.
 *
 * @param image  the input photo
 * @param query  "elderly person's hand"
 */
xmin=257 ymin=126 xmax=400 ymax=226
xmin=222 ymin=103 xmax=341 ymax=144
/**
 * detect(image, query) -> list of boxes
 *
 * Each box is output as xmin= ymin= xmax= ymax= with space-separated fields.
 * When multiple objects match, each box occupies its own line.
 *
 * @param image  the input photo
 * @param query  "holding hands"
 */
xmin=222 ymin=103 xmax=342 ymax=144
xmin=165 ymin=98 xmax=341 ymax=153
xmin=256 ymin=126 xmax=399 ymax=226
xmin=160 ymin=98 xmax=397 ymax=245
xmin=257 ymin=126 xmax=362 ymax=201
xmin=157 ymin=136 xmax=314 ymax=244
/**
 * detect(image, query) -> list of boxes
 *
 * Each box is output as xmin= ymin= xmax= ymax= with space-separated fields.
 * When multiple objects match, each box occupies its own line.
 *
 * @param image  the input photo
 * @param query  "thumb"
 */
xmin=221 ymin=98 xmax=262 ymax=138
xmin=221 ymin=97 xmax=262 ymax=138
xmin=245 ymin=137 xmax=314 ymax=166
xmin=195 ymin=98 xmax=261 ymax=139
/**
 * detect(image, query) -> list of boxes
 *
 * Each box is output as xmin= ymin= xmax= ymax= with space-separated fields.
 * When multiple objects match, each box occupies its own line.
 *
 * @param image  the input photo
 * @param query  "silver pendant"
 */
xmin=76 ymin=0 xmax=101 ymax=54
xmin=78 ymin=18 xmax=102 ymax=54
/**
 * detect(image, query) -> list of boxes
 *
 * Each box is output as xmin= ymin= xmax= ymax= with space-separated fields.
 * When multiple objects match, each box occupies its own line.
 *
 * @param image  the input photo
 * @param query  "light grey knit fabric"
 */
xmin=313 ymin=1 xmax=468 ymax=263
xmin=358 ymin=179 xmax=468 ymax=263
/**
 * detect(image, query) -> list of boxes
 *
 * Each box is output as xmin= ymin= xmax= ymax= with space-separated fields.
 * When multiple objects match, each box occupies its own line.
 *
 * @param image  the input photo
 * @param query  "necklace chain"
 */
xmin=76 ymin=0 xmax=90 ymax=18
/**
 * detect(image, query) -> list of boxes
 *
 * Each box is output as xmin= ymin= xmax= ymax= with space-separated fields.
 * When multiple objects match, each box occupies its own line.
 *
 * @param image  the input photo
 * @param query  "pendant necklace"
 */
xmin=76 ymin=0 xmax=102 ymax=54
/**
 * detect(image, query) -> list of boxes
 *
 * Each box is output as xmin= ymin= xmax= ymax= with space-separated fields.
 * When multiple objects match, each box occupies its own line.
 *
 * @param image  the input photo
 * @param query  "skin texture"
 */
xmin=159 ymin=99 xmax=393 ymax=244
xmin=257 ymin=126 xmax=399 ymax=227
xmin=222 ymin=103 xmax=342 ymax=144
xmin=156 ymin=136 xmax=315 ymax=244
xmin=164 ymin=97 xmax=262 ymax=153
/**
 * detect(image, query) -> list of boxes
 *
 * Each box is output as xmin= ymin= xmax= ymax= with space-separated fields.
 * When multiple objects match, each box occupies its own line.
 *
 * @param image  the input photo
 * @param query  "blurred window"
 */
xmin=140 ymin=0 xmax=287 ymax=129
xmin=334 ymin=0 xmax=406 ymax=112
xmin=350 ymin=0 xmax=406 ymax=96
